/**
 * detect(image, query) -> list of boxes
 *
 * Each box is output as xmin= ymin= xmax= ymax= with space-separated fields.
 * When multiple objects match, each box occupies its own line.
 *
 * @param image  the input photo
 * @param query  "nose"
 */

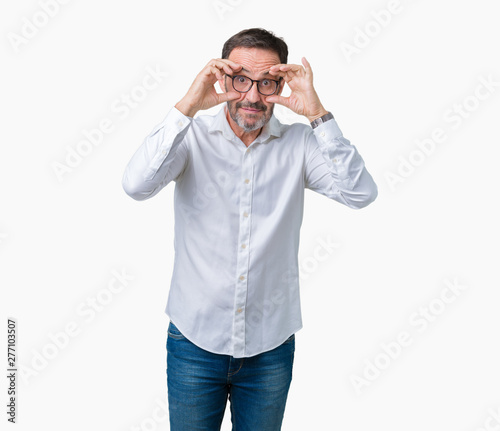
xmin=244 ymin=82 xmax=261 ymax=103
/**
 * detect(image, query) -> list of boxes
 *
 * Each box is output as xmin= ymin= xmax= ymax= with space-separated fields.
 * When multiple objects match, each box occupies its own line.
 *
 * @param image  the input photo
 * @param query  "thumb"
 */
xmin=265 ymin=95 xmax=289 ymax=107
xmin=218 ymin=90 xmax=240 ymax=104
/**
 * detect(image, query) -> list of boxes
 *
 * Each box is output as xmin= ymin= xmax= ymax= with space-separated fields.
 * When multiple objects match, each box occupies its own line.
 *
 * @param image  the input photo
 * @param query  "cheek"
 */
xmin=228 ymin=94 xmax=245 ymax=109
xmin=264 ymin=100 xmax=275 ymax=110
xmin=236 ymin=94 xmax=250 ymax=106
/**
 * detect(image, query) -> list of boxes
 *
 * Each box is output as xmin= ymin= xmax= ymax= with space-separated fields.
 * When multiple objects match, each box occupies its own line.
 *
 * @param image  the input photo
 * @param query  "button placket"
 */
xmin=231 ymin=146 xmax=254 ymax=357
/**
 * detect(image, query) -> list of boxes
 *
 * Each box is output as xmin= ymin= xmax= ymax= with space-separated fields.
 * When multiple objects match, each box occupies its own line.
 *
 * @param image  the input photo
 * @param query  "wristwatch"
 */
xmin=310 ymin=112 xmax=334 ymax=129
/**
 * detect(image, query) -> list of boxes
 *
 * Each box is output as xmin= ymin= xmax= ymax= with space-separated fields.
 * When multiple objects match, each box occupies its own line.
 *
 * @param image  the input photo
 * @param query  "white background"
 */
xmin=1 ymin=0 xmax=499 ymax=430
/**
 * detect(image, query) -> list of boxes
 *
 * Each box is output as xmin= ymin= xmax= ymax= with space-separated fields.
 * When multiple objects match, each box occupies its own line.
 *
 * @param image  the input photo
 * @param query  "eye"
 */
xmin=261 ymin=79 xmax=271 ymax=87
xmin=236 ymin=76 xmax=248 ymax=83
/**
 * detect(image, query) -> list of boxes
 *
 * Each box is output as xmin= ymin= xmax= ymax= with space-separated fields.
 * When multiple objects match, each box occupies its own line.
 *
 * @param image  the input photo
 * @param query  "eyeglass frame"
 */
xmin=225 ymin=74 xmax=283 ymax=96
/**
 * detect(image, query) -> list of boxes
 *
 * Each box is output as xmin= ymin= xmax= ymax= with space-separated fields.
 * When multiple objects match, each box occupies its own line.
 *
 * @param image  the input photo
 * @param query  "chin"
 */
xmin=238 ymin=117 xmax=267 ymax=132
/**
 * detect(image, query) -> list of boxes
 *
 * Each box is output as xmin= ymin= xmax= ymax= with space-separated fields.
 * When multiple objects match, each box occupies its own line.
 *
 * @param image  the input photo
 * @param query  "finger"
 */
xmin=270 ymin=66 xmax=305 ymax=83
xmin=270 ymin=64 xmax=303 ymax=73
xmin=269 ymin=64 xmax=285 ymax=72
xmin=205 ymin=59 xmax=242 ymax=82
xmin=270 ymin=63 xmax=295 ymax=70
xmin=270 ymin=69 xmax=299 ymax=84
xmin=302 ymin=57 xmax=313 ymax=77
xmin=213 ymin=59 xmax=242 ymax=75
xmin=222 ymin=64 xmax=234 ymax=75
xmin=218 ymin=90 xmax=240 ymax=104
xmin=268 ymin=69 xmax=287 ymax=78
xmin=220 ymin=59 xmax=243 ymax=72
xmin=265 ymin=94 xmax=289 ymax=108
xmin=269 ymin=67 xmax=299 ymax=78
xmin=209 ymin=63 xmax=231 ymax=78
xmin=209 ymin=66 xmax=223 ymax=81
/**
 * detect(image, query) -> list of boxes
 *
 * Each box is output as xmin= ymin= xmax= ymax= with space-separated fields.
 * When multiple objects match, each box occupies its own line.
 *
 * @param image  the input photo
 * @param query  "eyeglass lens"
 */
xmin=232 ymin=76 xmax=278 ymax=95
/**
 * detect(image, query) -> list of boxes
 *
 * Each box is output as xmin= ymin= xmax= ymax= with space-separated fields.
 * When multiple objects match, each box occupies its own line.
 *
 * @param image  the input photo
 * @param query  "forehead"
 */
xmin=227 ymin=47 xmax=281 ymax=76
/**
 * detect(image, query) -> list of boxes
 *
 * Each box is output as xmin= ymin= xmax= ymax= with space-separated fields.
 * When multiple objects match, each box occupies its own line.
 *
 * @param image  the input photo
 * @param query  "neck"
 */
xmin=225 ymin=109 xmax=263 ymax=147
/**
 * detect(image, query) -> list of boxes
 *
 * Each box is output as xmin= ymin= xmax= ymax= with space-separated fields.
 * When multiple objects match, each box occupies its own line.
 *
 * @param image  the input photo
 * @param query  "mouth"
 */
xmin=240 ymin=107 xmax=261 ymax=114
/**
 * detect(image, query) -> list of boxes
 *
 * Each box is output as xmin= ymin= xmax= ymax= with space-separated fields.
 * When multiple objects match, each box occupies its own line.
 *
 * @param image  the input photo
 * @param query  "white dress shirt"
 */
xmin=122 ymin=105 xmax=377 ymax=358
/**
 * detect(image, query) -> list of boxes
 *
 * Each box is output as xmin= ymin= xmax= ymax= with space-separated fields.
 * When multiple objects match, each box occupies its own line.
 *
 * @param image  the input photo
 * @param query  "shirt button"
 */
xmin=177 ymin=121 xmax=183 ymax=127
xmin=244 ymin=179 xmax=250 ymax=184
xmin=239 ymin=275 xmax=245 ymax=281
xmin=161 ymin=150 xmax=167 ymax=156
xmin=333 ymin=158 xmax=338 ymax=163
xmin=320 ymin=132 xmax=326 ymax=137
xmin=241 ymin=244 xmax=246 ymax=249
xmin=243 ymin=212 xmax=248 ymax=217
xmin=237 ymin=308 xmax=243 ymax=313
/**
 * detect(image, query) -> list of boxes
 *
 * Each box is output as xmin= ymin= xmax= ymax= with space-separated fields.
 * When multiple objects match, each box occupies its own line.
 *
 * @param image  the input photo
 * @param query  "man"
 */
xmin=122 ymin=28 xmax=377 ymax=430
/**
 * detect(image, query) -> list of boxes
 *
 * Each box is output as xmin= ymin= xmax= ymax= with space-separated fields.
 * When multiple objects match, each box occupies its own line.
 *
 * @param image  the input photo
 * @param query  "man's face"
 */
xmin=222 ymin=47 xmax=283 ymax=133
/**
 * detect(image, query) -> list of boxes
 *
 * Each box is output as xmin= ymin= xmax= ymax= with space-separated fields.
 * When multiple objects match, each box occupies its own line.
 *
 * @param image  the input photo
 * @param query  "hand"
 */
xmin=175 ymin=59 xmax=243 ymax=117
xmin=266 ymin=57 xmax=329 ymax=122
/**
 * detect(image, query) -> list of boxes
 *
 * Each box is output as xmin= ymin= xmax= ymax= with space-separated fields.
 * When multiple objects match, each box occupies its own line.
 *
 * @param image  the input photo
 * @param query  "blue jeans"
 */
xmin=166 ymin=320 xmax=295 ymax=430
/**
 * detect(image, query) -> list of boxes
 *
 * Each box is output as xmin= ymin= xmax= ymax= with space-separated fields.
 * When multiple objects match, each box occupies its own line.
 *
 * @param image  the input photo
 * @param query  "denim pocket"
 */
xmin=168 ymin=321 xmax=186 ymax=340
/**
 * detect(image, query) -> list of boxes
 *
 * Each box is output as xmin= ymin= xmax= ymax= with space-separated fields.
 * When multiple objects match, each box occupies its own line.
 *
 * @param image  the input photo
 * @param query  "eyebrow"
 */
xmin=240 ymin=67 xmax=272 ymax=77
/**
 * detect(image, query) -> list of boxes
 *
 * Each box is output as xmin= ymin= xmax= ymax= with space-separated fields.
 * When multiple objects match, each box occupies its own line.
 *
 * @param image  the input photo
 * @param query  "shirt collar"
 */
xmin=208 ymin=105 xmax=282 ymax=142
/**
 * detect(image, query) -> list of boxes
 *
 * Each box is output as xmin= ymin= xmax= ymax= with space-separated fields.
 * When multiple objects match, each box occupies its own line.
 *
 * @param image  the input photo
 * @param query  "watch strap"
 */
xmin=310 ymin=111 xmax=334 ymax=129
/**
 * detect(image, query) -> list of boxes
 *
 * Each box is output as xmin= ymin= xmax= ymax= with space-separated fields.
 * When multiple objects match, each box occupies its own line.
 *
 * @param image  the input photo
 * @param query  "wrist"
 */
xmin=309 ymin=111 xmax=334 ymax=129
xmin=175 ymin=99 xmax=198 ymax=118
xmin=306 ymin=108 xmax=329 ymax=123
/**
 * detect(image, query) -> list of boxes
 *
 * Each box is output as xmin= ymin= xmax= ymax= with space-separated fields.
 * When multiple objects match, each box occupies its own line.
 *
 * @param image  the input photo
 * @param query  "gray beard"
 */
xmin=227 ymin=102 xmax=274 ymax=132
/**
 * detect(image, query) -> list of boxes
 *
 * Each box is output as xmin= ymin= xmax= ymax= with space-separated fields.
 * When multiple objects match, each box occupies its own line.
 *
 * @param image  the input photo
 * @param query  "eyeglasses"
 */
xmin=226 ymin=74 xmax=282 ymax=96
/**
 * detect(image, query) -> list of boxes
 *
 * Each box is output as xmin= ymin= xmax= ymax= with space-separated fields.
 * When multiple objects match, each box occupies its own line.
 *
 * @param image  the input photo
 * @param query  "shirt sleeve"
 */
xmin=122 ymin=107 xmax=191 ymax=201
xmin=304 ymin=118 xmax=378 ymax=209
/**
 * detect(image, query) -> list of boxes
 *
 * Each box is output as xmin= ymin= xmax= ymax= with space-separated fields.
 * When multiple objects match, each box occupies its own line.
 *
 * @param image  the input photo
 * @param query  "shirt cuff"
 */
xmin=162 ymin=106 xmax=193 ymax=128
xmin=310 ymin=117 xmax=362 ymax=191
xmin=312 ymin=117 xmax=344 ymax=142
